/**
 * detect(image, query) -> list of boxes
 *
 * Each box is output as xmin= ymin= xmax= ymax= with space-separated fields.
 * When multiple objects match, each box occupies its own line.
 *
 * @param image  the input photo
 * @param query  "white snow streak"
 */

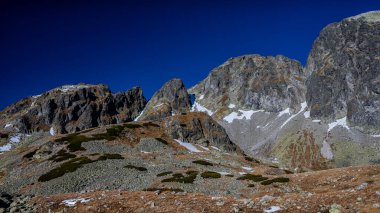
xmin=199 ymin=94 xmax=204 ymax=100
xmin=174 ymin=139 xmax=203 ymax=153
xmin=62 ymin=198 xmax=91 ymax=207
xmin=280 ymin=102 xmax=307 ymax=129
xmin=49 ymin=127 xmax=55 ymax=136
xmin=327 ymin=117 xmax=349 ymax=132
xmin=228 ymin=103 xmax=236 ymax=109
xmin=277 ymin=108 xmax=290 ymax=117
xmin=264 ymin=206 xmax=282 ymax=213
xmin=191 ymin=101 xmax=214 ymax=116
xmin=223 ymin=109 xmax=263 ymax=123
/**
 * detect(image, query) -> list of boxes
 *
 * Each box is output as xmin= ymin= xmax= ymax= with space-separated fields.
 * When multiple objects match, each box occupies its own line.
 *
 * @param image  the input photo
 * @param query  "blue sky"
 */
xmin=1 ymin=0 xmax=379 ymax=110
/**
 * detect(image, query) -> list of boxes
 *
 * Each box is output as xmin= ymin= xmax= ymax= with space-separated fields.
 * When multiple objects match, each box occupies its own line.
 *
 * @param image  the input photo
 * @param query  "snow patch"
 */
xmin=371 ymin=134 xmax=380 ymax=138
xmin=280 ymin=102 xmax=307 ymax=129
xmin=328 ymin=117 xmax=349 ymax=132
xmin=0 ymin=134 xmax=23 ymax=152
xmin=4 ymin=124 xmax=12 ymax=128
xmin=134 ymin=109 xmax=145 ymax=121
xmin=217 ymin=172 xmax=231 ymax=175
xmin=211 ymin=146 xmax=221 ymax=151
xmin=321 ymin=141 xmax=334 ymax=160
xmin=57 ymin=85 xmax=90 ymax=93
xmin=141 ymin=151 xmax=152 ymax=154
xmin=223 ymin=109 xmax=263 ymax=123
xmin=32 ymin=94 xmax=42 ymax=98
xmin=174 ymin=139 xmax=203 ymax=153
xmin=10 ymin=134 xmax=21 ymax=143
xmin=62 ymin=198 xmax=91 ymax=207
xmin=153 ymin=103 xmax=164 ymax=109
xmin=303 ymin=111 xmax=310 ymax=118
xmin=228 ymin=103 xmax=236 ymax=109
xmin=241 ymin=166 xmax=254 ymax=171
xmin=50 ymin=127 xmax=55 ymax=136
xmin=199 ymin=94 xmax=204 ymax=100
xmin=199 ymin=145 xmax=210 ymax=151
xmin=277 ymin=108 xmax=290 ymax=117
xmin=239 ymin=172 xmax=247 ymax=175
xmin=264 ymin=206 xmax=281 ymax=213
xmin=0 ymin=144 xmax=12 ymax=152
xmin=312 ymin=120 xmax=321 ymax=123
xmin=191 ymin=101 xmax=213 ymax=116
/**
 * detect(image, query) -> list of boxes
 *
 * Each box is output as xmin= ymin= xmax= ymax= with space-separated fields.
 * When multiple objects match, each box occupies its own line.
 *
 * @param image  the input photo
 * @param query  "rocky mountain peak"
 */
xmin=0 ymin=84 xmax=147 ymax=134
xmin=136 ymin=78 xmax=191 ymax=121
xmin=306 ymin=10 xmax=380 ymax=133
xmin=189 ymin=54 xmax=306 ymax=115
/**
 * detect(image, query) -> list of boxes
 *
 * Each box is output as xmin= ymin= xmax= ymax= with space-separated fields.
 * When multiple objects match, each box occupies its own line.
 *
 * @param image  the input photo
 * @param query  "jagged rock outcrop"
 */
xmin=306 ymin=11 xmax=380 ymax=133
xmin=189 ymin=55 xmax=306 ymax=114
xmin=0 ymin=84 xmax=147 ymax=134
xmin=162 ymin=112 xmax=239 ymax=152
xmin=137 ymin=79 xmax=191 ymax=121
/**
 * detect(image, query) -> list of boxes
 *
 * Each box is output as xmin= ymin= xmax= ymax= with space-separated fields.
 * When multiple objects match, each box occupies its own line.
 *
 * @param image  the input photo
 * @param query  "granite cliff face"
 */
xmin=137 ymin=79 xmax=191 ymax=121
xmin=306 ymin=11 xmax=380 ymax=133
xmin=0 ymin=84 xmax=147 ymax=134
xmin=189 ymin=54 xmax=306 ymax=115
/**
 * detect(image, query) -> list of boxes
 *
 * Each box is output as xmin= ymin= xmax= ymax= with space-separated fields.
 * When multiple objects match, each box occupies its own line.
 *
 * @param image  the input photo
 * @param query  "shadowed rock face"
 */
xmin=189 ymin=54 xmax=306 ymax=113
xmin=306 ymin=11 xmax=380 ymax=133
xmin=137 ymin=79 xmax=191 ymax=121
xmin=162 ymin=112 xmax=239 ymax=152
xmin=0 ymin=84 xmax=147 ymax=134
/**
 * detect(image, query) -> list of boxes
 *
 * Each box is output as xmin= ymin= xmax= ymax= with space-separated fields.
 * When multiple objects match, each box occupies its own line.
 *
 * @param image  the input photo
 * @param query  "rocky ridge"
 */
xmin=0 ymin=84 xmax=146 ymax=135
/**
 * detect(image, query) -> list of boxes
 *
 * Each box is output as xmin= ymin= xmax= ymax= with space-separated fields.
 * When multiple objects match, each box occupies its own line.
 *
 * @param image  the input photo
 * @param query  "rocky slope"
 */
xmin=306 ymin=11 xmax=380 ymax=133
xmin=0 ymin=84 xmax=147 ymax=135
xmin=137 ymin=79 xmax=191 ymax=121
xmin=189 ymin=54 xmax=306 ymax=116
xmin=189 ymin=11 xmax=380 ymax=171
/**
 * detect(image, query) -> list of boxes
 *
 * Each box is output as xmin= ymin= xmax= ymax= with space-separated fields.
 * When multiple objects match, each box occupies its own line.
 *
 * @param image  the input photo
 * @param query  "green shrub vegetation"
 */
xmin=237 ymin=174 xmax=269 ymax=182
xmin=124 ymin=123 xmax=142 ymax=129
xmin=142 ymin=122 xmax=160 ymax=127
xmin=162 ymin=171 xmax=198 ymax=184
xmin=201 ymin=171 xmax=221 ymax=179
xmin=124 ymin=164 xmax=147 ymax=171
xmin=49 ymin=149 xmax=76 ymax=162
xmin=155 ymin=138 xmax=168 ymax=145
xmin=38 ymin=156 xmax=93 ymax=182
xmin=144 ymin=187 xmax=184 ymax=192
xmin=97 ymin=153 xmax=124 ymax=161
xmin=261 ymin=177 xmax=290 ymax=185
xmin=192 ymin=160 xmax=213 ymax=166
xmin=23 ymin=150 xmax=37 ymax=159
xmin=157 ymin=171 xmax=173 ymax=177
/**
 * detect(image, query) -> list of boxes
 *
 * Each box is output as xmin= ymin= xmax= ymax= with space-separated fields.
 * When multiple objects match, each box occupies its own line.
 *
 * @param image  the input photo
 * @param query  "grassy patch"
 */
xmin=162 ymin=171 xmax=198 ymax=184
xmin=144 ymin=188 xmax=184 ymax=193
xmin=97 ymin=153 xmax=124 ymax=161
xmin=192 ymin=160 xmax=213 ymax=166
xmin=124 ymin=123 xmax=142 ymax=129
xmin=55 ymin=125 xmax=130 ymax=152
xmin=38 ymin=157 xmax=93 ymax=182
xmin=155 ymin=138 xmax=168 ymax=145
xmin=237 ymin=174 xmax=269 ymax=182
xmin=23 ymin=150 xmax=37 ymax=159
xmin=142 ymin=122 xmax=160 ymax=128
xmin=125 ymin=164 xmax=147 ymax=171
xmin=49 ymin=149 xmax=76 ymax=162
xmin=261 ymin=177 xmax=289 ymax=185
xmin=226 ymin=174 xmax=234 ymax=177
xmin=157 ymin=171 xmax=173 ymax=177
xmin=248 ymin=183 xmax=255 ymax=187
xmin=201 ymin=171 xmax=221 ymax=179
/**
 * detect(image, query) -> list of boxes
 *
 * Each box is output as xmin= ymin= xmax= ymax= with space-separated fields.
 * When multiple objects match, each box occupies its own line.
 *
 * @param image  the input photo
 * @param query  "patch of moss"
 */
xmin=125 ymin=164 xmax=147 ymax=171
xmin=155 ymin=138 xmax=168 ymax=145
xmin=97 ymin=153 xmax=124 ymax=161
xmin=38 ymin=156 xmax=93 ymax=182
xmin=144 ymin=187 xmax=184 ymax=193
xmin=201 ymin=171 xmax=221 ymax=179
xmin=237 ymin=174 xmax=269 ymax=182
xmin=192 ymin=160 xmax=213 ymax=166
xmin=261 ymin=177 xmax=290 ymax=185
xmin=49 ymin=149 xmax=76 ymax=162
xmin=123 ymin=123 xmax=142 ymax=129
xmin=157 ymin=171 xmax=173 ymax=177
xmin=23 ymin=150 xmax=37 ymax=159
xmin=143 ymin=122 xmax=160 ymax=128
xmin=162 ymin=171 xmax=198 ymax=184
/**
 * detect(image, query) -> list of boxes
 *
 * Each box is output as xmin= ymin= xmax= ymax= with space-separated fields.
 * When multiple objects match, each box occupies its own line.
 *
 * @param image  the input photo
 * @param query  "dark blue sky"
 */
xmin=1 ymin=0 xmax=379 ymax=110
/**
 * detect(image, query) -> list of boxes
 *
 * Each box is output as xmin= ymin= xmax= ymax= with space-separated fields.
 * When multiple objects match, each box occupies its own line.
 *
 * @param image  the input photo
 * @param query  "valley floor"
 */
xmin=32 ymin=164 xmax=380 ymax=213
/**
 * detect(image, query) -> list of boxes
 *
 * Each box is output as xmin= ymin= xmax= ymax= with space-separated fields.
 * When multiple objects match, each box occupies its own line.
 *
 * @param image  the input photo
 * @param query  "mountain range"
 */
xmin=0 ymin=11 xmax=379 ymax=213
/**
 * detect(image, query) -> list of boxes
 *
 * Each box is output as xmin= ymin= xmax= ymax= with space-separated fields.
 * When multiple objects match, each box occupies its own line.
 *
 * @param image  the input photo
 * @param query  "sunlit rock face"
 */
xmin=306 ymin=11 xmax=380 ymax=133
xmin=0 ymin=84 xmax=147 ymax=134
